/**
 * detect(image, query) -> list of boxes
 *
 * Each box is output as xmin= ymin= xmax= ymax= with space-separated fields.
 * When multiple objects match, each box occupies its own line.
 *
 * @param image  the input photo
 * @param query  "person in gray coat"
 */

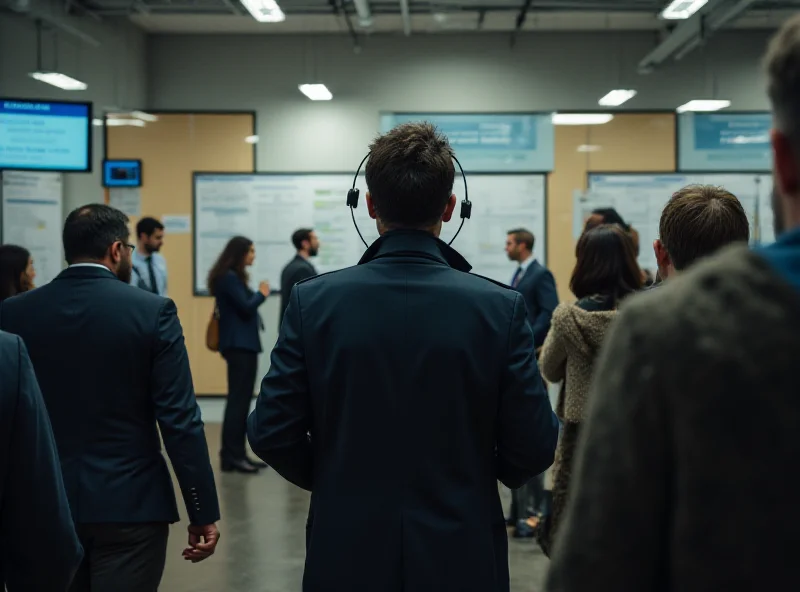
xmin=0 ymin=330 xmax=83 ymax=590
xmin=546 ymin=16 xmax=800 ymax=592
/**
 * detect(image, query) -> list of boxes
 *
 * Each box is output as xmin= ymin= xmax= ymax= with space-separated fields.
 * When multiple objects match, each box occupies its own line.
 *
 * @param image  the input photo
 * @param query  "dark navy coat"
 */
xmin=248 ymin=230 xmax=559 ymax=592
xmin=0 ymin=331 xmax=83 ymax=590
xmin=0 ymin=265 xmax=220 ymax=527
xmin=513 ymin=260 xmax=558 ymax=349
xmin=214 ymin=270 xmax=266 ymax=354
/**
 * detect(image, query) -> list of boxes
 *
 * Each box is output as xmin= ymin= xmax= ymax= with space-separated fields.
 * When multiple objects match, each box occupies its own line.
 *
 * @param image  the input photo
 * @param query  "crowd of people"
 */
xmin=0 ymin=13 xmax=799 ymax=592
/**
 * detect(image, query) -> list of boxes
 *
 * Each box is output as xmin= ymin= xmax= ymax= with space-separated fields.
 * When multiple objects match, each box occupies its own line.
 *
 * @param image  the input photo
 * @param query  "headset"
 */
xmin=346 ymin=153 xmax=472 ymax=248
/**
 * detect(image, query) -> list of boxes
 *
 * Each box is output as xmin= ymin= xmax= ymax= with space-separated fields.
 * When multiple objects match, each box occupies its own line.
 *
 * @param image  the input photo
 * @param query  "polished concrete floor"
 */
xmin=160 ymin=422 xmax=550 ymax=591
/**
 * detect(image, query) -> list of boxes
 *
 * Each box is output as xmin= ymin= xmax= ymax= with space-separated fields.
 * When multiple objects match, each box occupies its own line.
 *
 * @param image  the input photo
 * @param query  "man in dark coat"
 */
xmin=279 ymin=228 xmax=319 ymax=325
xmin=249 ymin=122 xmax=558 ymax=592
xmin=546 ymin=16 xmax=800 ymax=592
xmin=0 ymin=204 xmax=220 ymax=592
xmin=0 ymin=331 xmax=83 ymax=590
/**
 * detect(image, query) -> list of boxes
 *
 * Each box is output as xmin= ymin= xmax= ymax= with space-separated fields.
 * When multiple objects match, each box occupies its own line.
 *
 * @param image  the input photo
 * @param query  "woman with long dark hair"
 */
xmin=537 ymin=225 xmax=642 ymax=554
xmin=0 ymin=245 xmax=36 ymax=302
xmin=207 ymin=236 xmax=270 ymax=474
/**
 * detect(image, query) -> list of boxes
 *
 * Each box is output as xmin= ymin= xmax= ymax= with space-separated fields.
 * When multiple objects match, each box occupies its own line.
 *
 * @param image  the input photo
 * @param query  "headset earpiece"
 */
xmin=460 ymin=198 xmax=472 ymax=220
xmin=347 ymin=188 xmax=360 ymax=208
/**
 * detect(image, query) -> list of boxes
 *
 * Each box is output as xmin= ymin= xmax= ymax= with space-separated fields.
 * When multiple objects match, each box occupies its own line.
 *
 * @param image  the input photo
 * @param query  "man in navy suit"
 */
xmin=279 ymin=228 xmax=320 ymax=325
xmin=505 ymin=228 xmax=558 ymax=350
xmin=0 ymin=330 xmax=83 ymax=591
xmin=248 ymin=122 xmax=558 ymax=592
xmin=0 ymin=204 xmax=220 ymax=592
xmin=504 ymin=228 xmax=558 ymax=538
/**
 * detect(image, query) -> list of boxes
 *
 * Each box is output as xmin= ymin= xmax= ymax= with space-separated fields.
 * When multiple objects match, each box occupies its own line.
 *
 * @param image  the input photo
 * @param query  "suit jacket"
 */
xmin=513 ymin=260 xmax=558 ymax=349
xmin=279 ymin=255 xmax=317 ymax=325
xmin=214 ymin=270 xmax=266 ymax=354
xmin=248 ymin=230 xmax=559 ymax=592
xmin=0 ymin=331 xmax=83 ymax=590
xmin=0 ymin=265 xmax=220 ymax=527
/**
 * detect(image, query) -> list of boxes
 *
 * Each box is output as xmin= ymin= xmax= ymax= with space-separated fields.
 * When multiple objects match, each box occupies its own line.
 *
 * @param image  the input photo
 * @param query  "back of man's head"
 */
xmin=365 ymin=122 xmax=455 ymax=229
xmin=63 ymin=204 xmax=130 ymax=264
xmin=659 ymin=185 xmax=750 ymax=271
xmin=292 ymin=228 xmax=313 ymax=250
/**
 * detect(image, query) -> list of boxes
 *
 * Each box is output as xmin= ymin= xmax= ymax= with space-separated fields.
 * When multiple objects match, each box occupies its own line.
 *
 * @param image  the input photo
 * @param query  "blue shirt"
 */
xmin=130 ymin=250 xmax=168 ymax=297
xmin=757 ymin=226 xmax=800 ymax=292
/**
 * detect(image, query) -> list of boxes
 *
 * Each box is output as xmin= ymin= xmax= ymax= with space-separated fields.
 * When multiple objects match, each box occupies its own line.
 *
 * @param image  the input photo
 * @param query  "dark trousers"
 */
xmin=221 ymin=349 xmax=258 ymax=461
xmin=69 ymin=523 xmax=169 ymax=592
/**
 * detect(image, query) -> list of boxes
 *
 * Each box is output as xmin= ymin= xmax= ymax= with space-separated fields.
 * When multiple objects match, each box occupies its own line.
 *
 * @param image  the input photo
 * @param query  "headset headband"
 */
xmin=346 ymin=153 xmax=472 ymax=248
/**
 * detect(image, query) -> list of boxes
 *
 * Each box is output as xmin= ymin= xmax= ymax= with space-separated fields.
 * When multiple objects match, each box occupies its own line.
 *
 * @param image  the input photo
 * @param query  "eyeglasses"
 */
xmin=115 ymin=240 xmax=135 ymax=252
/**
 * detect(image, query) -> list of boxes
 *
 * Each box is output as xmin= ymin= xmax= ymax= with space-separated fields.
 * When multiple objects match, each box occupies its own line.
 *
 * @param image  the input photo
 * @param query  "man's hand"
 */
xmin=183 ymin=523 xmax=220 ymax=563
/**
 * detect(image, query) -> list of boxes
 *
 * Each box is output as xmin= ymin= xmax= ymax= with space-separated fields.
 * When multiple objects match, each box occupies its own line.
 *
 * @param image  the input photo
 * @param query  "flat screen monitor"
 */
xmin=103 ymin=159 xmax=142 ymax=187
xmin=0 ymin=98 xmax=92 ymax=172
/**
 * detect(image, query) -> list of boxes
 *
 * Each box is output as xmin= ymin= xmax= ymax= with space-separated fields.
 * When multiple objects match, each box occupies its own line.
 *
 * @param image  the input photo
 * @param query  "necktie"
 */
xmin=511 ymin=267 xmax=522 ymax=288
xmin=147 ymin=256 xmax=159 ymax=295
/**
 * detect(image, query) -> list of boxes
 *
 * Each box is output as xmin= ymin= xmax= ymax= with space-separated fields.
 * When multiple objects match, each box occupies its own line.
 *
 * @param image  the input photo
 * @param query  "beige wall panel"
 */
xmin=547 ymin=113 xmax=676 ymax=302
xmin=107 ymin=113 xmax=254 ymax=395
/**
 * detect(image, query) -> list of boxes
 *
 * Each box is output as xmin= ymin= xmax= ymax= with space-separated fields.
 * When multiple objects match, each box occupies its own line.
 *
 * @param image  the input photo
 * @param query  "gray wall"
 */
xmin=148 ymin=31 xmax=774 ymax=172
xmin=0 ymin=12 xmax=148 ymax=212
xmin=147 ymin=29 xmax=776 ymax=371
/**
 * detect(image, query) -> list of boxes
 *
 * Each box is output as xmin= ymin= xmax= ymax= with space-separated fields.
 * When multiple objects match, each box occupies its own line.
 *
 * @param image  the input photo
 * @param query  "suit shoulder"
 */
xmin=0 ymin=330 xmax=20 ymax=355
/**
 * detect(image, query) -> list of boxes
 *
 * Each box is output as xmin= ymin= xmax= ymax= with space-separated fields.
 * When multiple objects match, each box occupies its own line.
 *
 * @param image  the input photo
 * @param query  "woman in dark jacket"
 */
xmin=208 ymin=236 xmax=270 ymax=474
xmin=0 ymin=245 xmax=36 ymax=302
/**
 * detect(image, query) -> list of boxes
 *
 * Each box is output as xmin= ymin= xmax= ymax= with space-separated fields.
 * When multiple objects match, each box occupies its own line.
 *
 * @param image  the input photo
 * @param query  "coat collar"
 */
xmin=57 ymin=264 xmax=118 ymax=280
xmin=358 ymin=229 xmax=472 ymax=273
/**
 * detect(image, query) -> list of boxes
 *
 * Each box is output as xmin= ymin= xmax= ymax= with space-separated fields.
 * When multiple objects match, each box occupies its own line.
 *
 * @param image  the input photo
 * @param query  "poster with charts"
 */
xmin=193 ymin=172 xmax=547 ymax=294
xmin=578 ymin=173 xmax=774 ymax=274
xmin=1 ymin=170 xmax=64 ymax=286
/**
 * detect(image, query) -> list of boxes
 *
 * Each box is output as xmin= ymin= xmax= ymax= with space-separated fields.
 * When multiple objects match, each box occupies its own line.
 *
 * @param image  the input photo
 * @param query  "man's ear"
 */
xmin=109 ymin=240 xmax=123 ymax=265
xmin=441 ymin=194 xmax=457 ymax=223
xmin=366 ymin=192 xmax=378 ymax=220
xmin=653 ymin=239 xmax=670 ymax=270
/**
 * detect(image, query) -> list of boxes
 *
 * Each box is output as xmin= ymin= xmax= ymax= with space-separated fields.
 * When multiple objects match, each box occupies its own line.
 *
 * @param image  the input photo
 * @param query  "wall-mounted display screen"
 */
xmin=0 ymin=98 xmax=92 ymax=172
xmin=103 ymin=159 xmax=142 ymax=187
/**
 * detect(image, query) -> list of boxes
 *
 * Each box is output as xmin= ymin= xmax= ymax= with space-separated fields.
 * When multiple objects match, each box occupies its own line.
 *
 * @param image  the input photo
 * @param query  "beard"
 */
xmin=772 ymin=187 xmax=786 ymax=237
xmin=117 ymin=256 xmax=133 ymax=284
xmin=309 ymin=246 xmax=319 ymax=257
xmin=145 ymin=243 xmax=160 ymax=254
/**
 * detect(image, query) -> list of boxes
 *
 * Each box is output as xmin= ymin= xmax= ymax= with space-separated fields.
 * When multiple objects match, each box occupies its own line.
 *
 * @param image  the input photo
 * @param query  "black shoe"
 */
xmin=246 ymin=457 xmax=268 ymax=469
xmin=221 ymin=458 xmax=259 ymax=474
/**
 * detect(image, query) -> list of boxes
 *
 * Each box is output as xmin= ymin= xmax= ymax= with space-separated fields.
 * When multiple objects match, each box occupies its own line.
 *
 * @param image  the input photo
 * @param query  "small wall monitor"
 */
xmin=0 ymin=98 xmax=92 ymax=172
xmin=103 ymin=159 xmax=142 ymax=187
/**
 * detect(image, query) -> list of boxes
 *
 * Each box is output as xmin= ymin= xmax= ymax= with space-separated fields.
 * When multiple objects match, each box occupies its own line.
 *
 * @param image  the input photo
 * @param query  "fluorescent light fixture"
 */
xmin=245 ymin=135 xmax=259 ymax=144
xmin=103 ymin=118 xmax=146 ymax=127
xmin=598 ymin=89 xmax=637 ymax=106
xmin=240 ymin=0 xmax=285 ymax=22
xmin=552 ymin=113 xmax=614 ymax=125
xmin=92 ymin=118 xmax=105 ymax=127
xmin=131 ymin=110 xmax=158 ymax=122
xmin=298 ymin=84 xmax=333 ymax=101
xmin=29 ymin=71 xmax=87 ymax=91
xmin=577 ymin=144 xmax=602 ymax=153
xmin=676 ymin=99 xmax=731 ymax=113
xmin=661 ymin=0 xmax=708 ymax=20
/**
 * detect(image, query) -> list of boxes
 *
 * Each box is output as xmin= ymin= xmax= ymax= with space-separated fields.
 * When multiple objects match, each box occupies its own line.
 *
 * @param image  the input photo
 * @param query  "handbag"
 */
xmin=205 ymin=302 xmax=220 ymax=352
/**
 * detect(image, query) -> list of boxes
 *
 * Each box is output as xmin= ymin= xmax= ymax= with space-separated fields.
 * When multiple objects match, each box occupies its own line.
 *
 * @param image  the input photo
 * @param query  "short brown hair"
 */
xmin=659 ymin=184 xmax=750 ymax=271
xmin=765 ymin=14 xmax=800 ymax=151
xmin=365 ymin=122 xmax=455 ymax=228
xmin=507 ymin=228 xmax=534 ymax=251
xmin=570 ymin=225 xmax=642 ymax=304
